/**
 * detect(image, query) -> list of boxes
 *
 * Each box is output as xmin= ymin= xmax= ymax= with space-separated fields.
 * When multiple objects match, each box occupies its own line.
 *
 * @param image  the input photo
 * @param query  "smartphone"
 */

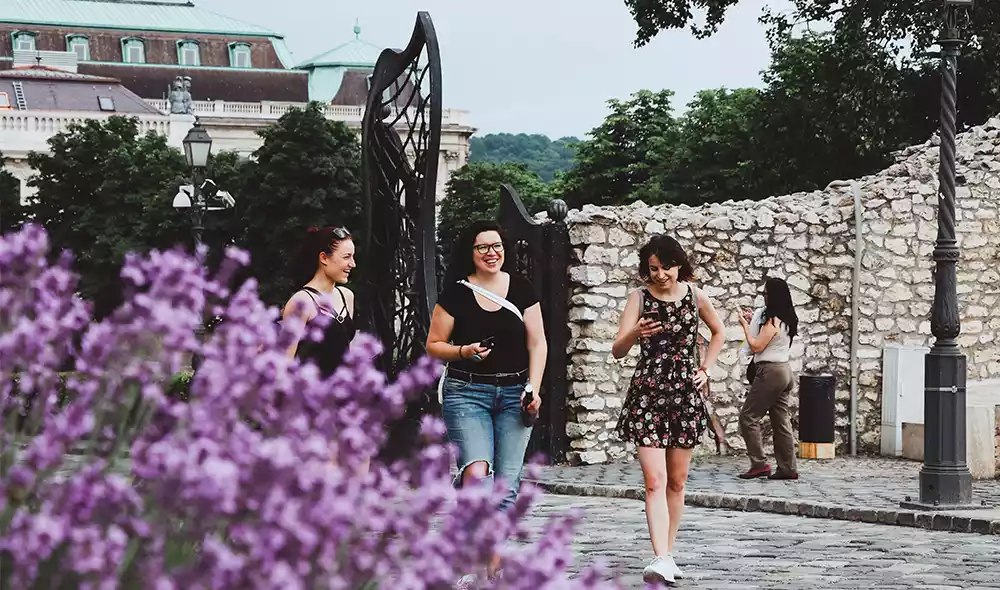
xmin=642 ymin=310 xmax=660 ymax=323
xmin=480 ymin=336 xmax=496 ymax=350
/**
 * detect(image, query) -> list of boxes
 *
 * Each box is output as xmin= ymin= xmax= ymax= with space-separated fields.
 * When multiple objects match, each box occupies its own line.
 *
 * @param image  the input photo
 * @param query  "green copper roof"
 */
xmin=295 ymin=23 xmax=382 ymax=69
xmin=1 ymin=0 xmax=283 ymax=38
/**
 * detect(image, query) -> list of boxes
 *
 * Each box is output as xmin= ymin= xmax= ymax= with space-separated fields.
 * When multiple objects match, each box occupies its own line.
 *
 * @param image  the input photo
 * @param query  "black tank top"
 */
xmin=293 ymin=286 xmax=356 ymax=375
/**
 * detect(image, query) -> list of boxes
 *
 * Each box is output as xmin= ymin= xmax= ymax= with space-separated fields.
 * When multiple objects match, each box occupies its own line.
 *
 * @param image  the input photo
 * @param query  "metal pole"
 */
xmin=191 ymin=170 xmax=205 ymax=250
xmin=191 ymin=170 xmax=206 ymax=372
xmin=909 ymin=2 xmax=973 ymax=508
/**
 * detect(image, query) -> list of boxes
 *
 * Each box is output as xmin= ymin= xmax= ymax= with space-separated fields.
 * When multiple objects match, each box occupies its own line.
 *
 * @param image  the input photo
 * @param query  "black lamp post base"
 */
xmin=899 ymin=468 xmax=974 ymax=511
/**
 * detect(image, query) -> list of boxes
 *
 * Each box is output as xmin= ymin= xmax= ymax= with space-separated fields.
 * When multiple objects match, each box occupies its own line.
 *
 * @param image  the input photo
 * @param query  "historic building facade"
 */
xmin=0 ymin=0 xmax=473 ymax=201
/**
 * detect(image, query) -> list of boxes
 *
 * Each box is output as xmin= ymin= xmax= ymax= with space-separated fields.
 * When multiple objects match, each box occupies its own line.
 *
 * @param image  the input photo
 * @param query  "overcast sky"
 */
xmin=201 ymin=0 xmax=791 ymax=139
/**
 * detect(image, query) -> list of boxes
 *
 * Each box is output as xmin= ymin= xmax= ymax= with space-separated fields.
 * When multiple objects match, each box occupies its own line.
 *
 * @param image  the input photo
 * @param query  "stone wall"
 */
xmin=564 ymin=118 xmax=1000 ymax=465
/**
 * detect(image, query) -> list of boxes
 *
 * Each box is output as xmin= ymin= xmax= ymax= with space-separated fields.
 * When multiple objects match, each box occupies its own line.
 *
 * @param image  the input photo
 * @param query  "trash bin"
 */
xmin=798 ymin=373 xmax=836 ymax=460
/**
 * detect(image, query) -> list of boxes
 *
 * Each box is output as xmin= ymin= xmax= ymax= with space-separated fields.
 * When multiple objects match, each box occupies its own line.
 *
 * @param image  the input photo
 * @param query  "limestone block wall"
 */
xmin=563 ymin=118 xmax=1000 ymax=465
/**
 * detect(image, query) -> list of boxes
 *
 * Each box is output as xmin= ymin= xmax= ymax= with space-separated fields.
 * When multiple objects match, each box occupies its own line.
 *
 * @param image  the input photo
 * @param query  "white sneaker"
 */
xmin=642 ymin=556 xmax=676 ymax=585
xmin=455 ymin=573 xmax=481 ymax=590
xmin=665 ymin=553 xmax=685 ymax=579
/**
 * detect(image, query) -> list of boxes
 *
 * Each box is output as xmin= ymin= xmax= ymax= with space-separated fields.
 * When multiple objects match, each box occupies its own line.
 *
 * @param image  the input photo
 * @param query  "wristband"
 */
xmin=458 ymin=345 xmax=465 ymax=360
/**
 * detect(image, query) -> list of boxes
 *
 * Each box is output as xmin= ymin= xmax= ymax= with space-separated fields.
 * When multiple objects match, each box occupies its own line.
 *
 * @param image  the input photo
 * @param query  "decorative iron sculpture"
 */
xmin=361 ymin=12 xmax=442 ymax=382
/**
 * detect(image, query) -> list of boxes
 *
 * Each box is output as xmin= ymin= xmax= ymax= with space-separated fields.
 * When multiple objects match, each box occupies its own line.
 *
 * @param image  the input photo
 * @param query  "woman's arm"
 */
xmin=282 ymin=291 xmax=318 ymax=358
xmin=425 ymin=305 xmax=488 ymax=363
xmin=742 ymin=317 xmax=779 ymax=354
xmin=524 ymin=302 xmax=547 ymax=406
xmin=695 ymin=287 xmax=726 ymax=373
xmin=611 ymin=290 xmax=660 ymax=359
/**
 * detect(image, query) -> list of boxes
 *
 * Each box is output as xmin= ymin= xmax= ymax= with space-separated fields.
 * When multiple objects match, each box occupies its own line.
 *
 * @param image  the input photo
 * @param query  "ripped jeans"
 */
xmin=440 ymin=377 xmax=533 ymax=511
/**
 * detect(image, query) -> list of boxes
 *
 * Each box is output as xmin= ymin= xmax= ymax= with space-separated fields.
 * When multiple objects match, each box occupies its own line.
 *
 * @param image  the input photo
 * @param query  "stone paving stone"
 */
xmin=523 ymin=494 xmax=1000 ymax=589
xmin=528 ymin=455 xmax=1000 ymax=535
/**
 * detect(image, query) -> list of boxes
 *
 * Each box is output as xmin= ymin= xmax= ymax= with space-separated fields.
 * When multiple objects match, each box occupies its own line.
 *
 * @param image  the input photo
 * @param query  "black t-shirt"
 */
xmin=437 ymin=274 xmax=540 ymax=375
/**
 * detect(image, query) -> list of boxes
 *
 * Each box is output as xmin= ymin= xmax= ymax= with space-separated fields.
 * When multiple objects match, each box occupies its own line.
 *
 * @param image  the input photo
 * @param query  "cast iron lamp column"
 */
xmin=909 ymin=0 xmax=975 ymax=509
xmin=175 ymin=121 xmax=213 ymax=371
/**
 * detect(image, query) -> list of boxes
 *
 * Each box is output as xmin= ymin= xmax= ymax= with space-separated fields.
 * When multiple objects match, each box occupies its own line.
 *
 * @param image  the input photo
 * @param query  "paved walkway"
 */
xmin=526 ymin=456 xmax=1000 ymax=536
xmin=528 ymin=494 xmax=1000 ymax=589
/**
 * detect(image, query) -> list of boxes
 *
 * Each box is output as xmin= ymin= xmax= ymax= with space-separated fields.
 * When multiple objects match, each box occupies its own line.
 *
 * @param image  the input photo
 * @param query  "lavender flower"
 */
xmin=0 ymin=225 xmax=620 ymax=590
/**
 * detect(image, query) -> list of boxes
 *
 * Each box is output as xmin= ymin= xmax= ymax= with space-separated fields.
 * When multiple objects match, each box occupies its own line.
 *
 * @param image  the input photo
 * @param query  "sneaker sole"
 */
xmin=642 ymin=570 xmax=676 ymax=585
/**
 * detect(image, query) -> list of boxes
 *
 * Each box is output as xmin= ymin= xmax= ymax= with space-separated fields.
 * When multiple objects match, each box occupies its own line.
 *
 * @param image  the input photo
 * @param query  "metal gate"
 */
xmin=498 ymin=184 xmax=570 ymax=463
xmin=361 ymin=12 xmax=441 ymax=456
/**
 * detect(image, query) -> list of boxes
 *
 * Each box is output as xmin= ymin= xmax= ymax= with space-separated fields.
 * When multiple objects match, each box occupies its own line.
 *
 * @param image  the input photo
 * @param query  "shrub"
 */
xmin=0 ymin=225 xmax=617 ymax=589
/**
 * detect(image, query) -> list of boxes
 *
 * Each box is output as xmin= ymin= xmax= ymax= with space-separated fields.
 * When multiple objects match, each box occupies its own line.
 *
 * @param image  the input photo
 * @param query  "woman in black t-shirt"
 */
xmin=426 ymin=220 xmax=547 ymax=583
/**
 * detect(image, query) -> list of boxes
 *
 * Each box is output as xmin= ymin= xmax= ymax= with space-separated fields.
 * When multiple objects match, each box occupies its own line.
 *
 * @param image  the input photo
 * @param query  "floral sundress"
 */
xmin=615 ymin=285 xmax=709 ymax=449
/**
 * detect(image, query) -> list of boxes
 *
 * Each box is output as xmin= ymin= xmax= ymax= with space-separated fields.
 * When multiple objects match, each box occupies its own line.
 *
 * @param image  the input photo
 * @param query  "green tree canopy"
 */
xmin=437 ymin=162 xmax=550 ymax=273
xmin=0 ymin=153 xmax=25 ymax=234
xmin=469 ymin=133 xmax=578 ymax=182
xmin=26 ymin=117 xmax=191 ymax=317
xmin=237 ymin=102 xmax=363 ymax=307
xmin=556 ymin=89 xmax=679 ymax=209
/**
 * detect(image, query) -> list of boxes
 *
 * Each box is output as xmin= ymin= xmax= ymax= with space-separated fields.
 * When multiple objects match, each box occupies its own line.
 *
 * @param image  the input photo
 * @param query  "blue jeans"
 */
xmin=441 ymin=377 xmax=533 ymax=511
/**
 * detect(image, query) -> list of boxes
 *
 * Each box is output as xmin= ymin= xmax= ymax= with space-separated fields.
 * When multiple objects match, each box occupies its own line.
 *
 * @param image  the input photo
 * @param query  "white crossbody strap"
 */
xmin=458 ymin=280 xmax=524 ymax=322
xmin=438 ymin=280 xmax=525 ymax=404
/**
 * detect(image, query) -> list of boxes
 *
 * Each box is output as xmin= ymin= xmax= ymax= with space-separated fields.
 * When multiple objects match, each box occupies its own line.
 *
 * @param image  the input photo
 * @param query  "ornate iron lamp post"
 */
xmin=173 ymin=122 xmax=213 ymax=248
xmin=905 ymin=0 xmax=975 ymax=509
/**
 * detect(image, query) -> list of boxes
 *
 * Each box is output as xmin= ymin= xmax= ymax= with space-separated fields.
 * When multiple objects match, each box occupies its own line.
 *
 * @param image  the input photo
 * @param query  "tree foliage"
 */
xmin=437 ymin=162 xmax=550 ymax=271
xmin=556 ymin=89 xmax=679 ymax=209
xmin=237 ymin=102 xmax=363 ymax=307
xmin=19 ymin=103 xmax=363 ymax=317
xmin=0 ymin=153 xmax=26 ymax=234
xmin=25 ymin=117 xmax=191 ymax=318
xmin=470 ymin=133 xmax=578 ymax=182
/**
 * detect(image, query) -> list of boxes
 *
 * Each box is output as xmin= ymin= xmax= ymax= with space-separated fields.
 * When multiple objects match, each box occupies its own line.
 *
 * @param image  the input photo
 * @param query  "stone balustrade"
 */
xmin=142 ymin=99 xmax=472 ymax=127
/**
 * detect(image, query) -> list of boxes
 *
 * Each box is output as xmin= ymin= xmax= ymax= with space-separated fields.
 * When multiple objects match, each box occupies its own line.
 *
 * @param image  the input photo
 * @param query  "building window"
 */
xmin=121 ymin=37 xmax=145 ymax=63
xmin=67 ymin=35 xmax=89 ymax=61
xmin=0 ymin=93 xmax=10 ymax=109
xmin=12 ymin=31 xmax=36 ymax=52
xmin=229 ymin=42 xmax=251 ymax=68
xmin=98 ymin=96 xmax=115 ymax=112
xmin=178 ymin=40 xmax=200 ymax=66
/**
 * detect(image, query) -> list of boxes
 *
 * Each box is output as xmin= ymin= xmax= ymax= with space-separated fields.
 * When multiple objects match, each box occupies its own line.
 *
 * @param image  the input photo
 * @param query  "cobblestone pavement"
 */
xmin=526 ymin=494 xmax=1000 ymax=589
xmin=526 ymin=456 xmax=1000 ymax=535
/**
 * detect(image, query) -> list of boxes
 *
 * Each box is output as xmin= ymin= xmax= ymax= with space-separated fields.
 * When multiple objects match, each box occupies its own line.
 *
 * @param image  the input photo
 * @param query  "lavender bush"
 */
xmin=0 ymin=225 xmax=621 ymax=589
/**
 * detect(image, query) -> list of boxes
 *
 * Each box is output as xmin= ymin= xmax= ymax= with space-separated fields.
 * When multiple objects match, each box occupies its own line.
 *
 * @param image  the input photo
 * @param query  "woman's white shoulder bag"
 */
xmin=437 ymin=280 xmax=525 ymax=403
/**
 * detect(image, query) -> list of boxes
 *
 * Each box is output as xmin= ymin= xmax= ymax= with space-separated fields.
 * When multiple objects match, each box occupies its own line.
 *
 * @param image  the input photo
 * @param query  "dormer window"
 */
xmin=67 ymin=35 xmax=90 ymax=61
xmin=12 ymin=31 xmax=36 ymax=52
xmin=229 ymin=42 xmax=251 ymax=68
xmin=121 ymin=37 xmax=145 ymax=63
xmin=178 ymin=40 xmax=200 ymax=66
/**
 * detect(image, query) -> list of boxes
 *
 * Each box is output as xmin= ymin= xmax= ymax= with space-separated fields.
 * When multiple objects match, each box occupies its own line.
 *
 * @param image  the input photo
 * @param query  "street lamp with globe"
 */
xmin=173 ymin=121 xmax=213 ymax=248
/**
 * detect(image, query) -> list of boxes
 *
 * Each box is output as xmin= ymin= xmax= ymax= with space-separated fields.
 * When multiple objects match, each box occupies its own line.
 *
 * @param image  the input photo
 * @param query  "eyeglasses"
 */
xmin=332 ymin=227 xmax=351 ymax=239
xmin=473 ymin=242 xmax=504 ymax=255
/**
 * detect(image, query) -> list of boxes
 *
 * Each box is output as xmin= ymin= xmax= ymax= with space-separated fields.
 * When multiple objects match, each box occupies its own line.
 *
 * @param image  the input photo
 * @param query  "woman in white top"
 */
xmin=737 ymin=277 xmax=799 ymax=480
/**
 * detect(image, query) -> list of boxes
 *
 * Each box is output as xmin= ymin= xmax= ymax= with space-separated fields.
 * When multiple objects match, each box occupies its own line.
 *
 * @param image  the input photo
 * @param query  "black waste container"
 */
xmin=798 ymin=374 xmax=836 ymax=458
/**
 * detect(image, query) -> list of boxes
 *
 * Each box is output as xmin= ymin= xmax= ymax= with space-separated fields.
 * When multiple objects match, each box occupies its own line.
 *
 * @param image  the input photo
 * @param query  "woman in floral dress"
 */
xmin=612 ymin=234 xmax=725 ymax=586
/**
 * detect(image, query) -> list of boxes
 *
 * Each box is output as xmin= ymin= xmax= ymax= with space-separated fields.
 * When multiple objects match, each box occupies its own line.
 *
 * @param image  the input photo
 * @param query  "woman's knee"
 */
xmin=461 ymin=460 xmax=490 ymax=481
xmin=642 ymin=469 xmax=668 ymax=494
xmin=666 ymin=472 xmax=688 ymax=494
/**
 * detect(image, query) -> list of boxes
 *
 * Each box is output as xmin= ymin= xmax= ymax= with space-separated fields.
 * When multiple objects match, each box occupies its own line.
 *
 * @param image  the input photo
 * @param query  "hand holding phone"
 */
xmin=480 ymin=336 xmax=495 ymax=350
xmin=637 ymin=311 xmax=663 ymax=339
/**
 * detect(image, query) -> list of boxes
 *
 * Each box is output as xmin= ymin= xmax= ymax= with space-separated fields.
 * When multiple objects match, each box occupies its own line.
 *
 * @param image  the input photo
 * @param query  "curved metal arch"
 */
xmin=361 ymin=11 xmax=442 ymax=379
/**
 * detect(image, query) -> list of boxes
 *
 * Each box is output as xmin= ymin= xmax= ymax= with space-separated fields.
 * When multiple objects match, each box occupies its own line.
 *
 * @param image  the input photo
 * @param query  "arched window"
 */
xmin=121 ymin=37 xmax=145 ymax=63
xmin=66 ymin=35 xmax=90 ymax=61
xmin=178 ymin=40 xmax=200 ymax=66
xmin=12 ymin=31 xmax=36 ymax=52
xmin=229 ymin=42 xmax=251 ymax=68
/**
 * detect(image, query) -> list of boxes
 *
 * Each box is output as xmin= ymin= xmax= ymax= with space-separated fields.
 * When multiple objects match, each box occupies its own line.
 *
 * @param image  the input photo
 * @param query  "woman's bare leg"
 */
xmin=637 ymin=447 xmax=670 ymax=556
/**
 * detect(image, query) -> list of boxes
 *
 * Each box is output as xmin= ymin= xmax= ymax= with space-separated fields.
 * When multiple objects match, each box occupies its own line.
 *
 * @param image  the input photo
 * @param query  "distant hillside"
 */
xmin=469 ymin=133 xmax=579 ymax=182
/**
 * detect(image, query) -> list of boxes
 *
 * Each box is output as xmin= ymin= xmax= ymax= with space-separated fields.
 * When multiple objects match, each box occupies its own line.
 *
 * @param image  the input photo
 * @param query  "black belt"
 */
xmin=446 ymin=368 xmax=527 ymax=387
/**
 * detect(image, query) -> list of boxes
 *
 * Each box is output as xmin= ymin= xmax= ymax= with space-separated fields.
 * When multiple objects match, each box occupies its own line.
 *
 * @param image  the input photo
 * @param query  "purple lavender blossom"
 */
xmin=0 ymin=225 xmax=620 ymax=590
